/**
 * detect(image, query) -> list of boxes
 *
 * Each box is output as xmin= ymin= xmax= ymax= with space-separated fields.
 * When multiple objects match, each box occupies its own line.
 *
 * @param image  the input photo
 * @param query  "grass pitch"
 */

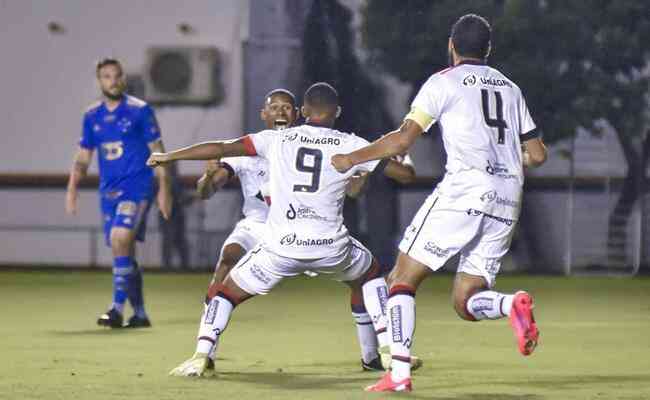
xmin=1 ymin=270 xmax=649 ymax=400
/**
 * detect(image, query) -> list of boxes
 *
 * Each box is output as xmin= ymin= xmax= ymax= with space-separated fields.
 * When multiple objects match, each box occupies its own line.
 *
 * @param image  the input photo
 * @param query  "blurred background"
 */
xmin=0 ymin=0 xmax=648 ymax=276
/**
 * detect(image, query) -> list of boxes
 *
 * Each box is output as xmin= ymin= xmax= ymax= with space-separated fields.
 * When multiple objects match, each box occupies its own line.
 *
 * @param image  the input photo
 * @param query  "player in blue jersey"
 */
xmin=65 ymin=58 xmax=172 ymax=328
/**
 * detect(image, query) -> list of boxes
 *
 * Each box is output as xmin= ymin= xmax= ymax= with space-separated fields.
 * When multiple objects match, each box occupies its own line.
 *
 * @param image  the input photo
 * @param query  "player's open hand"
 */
xmin=331 ymin=154 xmax=353 ymax=173
xmin=147 ymin=152 xmax=170 ymax=167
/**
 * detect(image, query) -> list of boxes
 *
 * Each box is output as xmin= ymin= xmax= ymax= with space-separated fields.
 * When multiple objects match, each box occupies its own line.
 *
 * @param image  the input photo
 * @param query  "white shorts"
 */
xmin=398 ymin=193 xmax=517 ymax=287
xmin=230 ymin=237 xmax=373 ymax=295
xmin=219 ymin=218 xmax=266 ymax=259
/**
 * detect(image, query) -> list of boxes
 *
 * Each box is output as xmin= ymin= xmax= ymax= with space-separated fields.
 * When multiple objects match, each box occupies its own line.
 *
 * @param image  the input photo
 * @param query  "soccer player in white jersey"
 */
xmin=332 ymin=14 xmax=548 ymax=392
xmin=149 ymin=83 xmax=420 ymax=377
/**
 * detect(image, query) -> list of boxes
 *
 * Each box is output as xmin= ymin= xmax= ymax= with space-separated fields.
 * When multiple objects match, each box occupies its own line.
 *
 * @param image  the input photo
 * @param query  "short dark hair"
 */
xmin=450 ymin=14 xmax=491 ymax=59
xmin=304 ymin=82 xmax=339 ymax=110
xmin=265 ymin=88 xmax=297 ymax=106
xmin=95 ymin=58 xmax=123 ymax=76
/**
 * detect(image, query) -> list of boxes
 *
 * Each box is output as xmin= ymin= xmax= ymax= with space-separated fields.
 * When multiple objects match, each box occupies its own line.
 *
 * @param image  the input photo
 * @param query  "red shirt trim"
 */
xmin=241 ymin=135 xmax=257 ymax=156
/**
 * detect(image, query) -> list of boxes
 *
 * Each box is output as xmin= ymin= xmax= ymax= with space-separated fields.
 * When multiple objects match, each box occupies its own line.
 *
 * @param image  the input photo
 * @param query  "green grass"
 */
xmin=1 ymin=270 xmax=649 ymax=400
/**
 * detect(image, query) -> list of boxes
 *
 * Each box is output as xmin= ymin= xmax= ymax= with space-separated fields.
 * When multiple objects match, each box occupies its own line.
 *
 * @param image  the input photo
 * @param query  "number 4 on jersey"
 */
xmin=481 ymin=89 xmax=507 ymax=145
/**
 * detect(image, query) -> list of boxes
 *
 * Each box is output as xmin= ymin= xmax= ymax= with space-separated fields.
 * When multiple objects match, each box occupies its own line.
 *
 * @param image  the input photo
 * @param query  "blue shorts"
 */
xmin=100 ymin=190 xmax=153 ymax=247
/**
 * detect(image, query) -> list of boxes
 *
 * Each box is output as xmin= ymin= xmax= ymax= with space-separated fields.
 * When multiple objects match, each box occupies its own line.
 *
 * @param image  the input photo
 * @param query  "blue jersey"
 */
xmin=80 ymin=95 xmax=160 ymax=197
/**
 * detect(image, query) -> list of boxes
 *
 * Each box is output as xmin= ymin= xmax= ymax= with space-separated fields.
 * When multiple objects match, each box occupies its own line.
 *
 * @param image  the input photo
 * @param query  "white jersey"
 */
xmin=220 ymin=156 xmax=269 ymax=223
xmin=406 ymin=60 xmax=538 ymax=220
xmin=246 ymin=124 xmax=379 ymax=258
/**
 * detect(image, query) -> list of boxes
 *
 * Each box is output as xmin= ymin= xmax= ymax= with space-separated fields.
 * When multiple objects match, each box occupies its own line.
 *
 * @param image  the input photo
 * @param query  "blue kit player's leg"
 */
xmin=97 ymin=195 xmax=152 ymax=328
xmin=125 ymin=199 xmax=153 ymax=328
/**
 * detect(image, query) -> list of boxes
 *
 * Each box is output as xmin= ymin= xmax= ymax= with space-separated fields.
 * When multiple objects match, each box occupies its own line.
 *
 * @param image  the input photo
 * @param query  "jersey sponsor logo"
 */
xmin=279 ymin=232 xmax=334 ymax=247
xmin=467 ymin=209 xmax=514 ymax=226
xmin=391 ymin=305 xmax=403 ymax=343
xmin=299 ymin=136 xmax=341 ymax=146
xmin=377 ymin=286 xmax=388 ymax=315
xmin=480 ymin=77 xmax=512 ymax=88
xmin=117 ymin=117 xmax=133 ymax=133
xmin=485 ymin=160 xmax=517 ymax=180
xmin=117 ymin=201 xmax=137 ymax=216
xmin=285 ymin=203 xmax=331 ymax=222
xmin=250 ymin=264 xmax=271 ymax=284
xmin=283 ymin=132 xmax=299 ymax=142
xmin=101 ymin=141 xmax=124 ymax=161
xmin=280 ymin=233 xmax=297 ymax=245
xmin=462 ymin=74 xmax=477 ymax=86
xmin=103 ymin=114 xmax=116 ymax=122
xmin=479 ymin=190 xmax=519 ymax=208
xmin=423 ymin=242 xmax=450 ymax=257
xmin=204 ymin=299 xmax=219 ymax=324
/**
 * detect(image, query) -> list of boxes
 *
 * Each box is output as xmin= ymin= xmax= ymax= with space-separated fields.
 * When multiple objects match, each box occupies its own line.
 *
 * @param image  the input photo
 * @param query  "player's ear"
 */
xmin=260 ymin=108 xmax=267 ymax=122
xmin=335 ymin=106 xmax=342 ymax=119
xmin=300 ymin=105 xmax=309 ymax=119
xmin=485 ymin=41 xmax=492 ymax=59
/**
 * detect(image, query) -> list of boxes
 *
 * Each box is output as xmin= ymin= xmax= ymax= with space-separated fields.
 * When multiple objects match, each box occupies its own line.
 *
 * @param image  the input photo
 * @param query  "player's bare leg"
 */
xmin=98 ymin=227 xmax=136 ymax=328
xmin=170 ymin=274 xmax=253 ymax=377
xmin=366 ymin=251 xmax=430 ymax=392
xmin=453 ymin=272 xmax=539 ymax=356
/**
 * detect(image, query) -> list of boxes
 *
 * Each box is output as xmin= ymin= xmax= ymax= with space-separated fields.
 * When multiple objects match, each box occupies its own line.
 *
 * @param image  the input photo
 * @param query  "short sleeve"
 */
xmin=518 ymin=94 xmax=539 ymax=141
xmin=79 ymin=114 xmax=96 ymax=149
xmin=220 ymin=157 xmax=242 ymax=177
xmin=405 ymin=75 xmax=445 ymax=132
xmin=140 ymin=105 xmax=162 ymax=143
xmin=349 ymin=135 xmax=380 ymax=174
xmin=246 ymin=130 xmax=277 ymax=159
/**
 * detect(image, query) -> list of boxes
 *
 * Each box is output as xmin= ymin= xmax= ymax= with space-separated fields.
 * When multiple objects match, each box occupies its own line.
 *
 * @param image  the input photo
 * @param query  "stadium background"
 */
xmin=1 ymin=1 xmax=650 ymax=399
xmin=2 ymin=0 xmax=647 ymax=275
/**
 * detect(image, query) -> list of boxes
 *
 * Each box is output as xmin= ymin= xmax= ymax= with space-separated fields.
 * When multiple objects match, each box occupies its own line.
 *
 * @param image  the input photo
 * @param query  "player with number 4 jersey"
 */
xmin=332 ymin=14 xmax=548 ymax=392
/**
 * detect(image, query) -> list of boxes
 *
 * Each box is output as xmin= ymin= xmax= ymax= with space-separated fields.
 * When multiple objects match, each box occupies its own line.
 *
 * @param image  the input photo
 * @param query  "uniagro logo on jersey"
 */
xmin=479 ymin=190 xmax=519 ymax=208
xmin=279 ymin=232 xmax=334 ymax=247
xmin=462 ymin=74 xmax=477 ymax=86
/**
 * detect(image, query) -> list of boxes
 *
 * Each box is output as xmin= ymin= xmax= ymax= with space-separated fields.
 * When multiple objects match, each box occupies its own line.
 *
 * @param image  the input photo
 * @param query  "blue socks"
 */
xmin=112 ymin=256 xmax=147 ymax=318
xmin=112 ymin=256 xmax=133 ymax=313
xmin=128 ymin=261 xmax=148 ymax=319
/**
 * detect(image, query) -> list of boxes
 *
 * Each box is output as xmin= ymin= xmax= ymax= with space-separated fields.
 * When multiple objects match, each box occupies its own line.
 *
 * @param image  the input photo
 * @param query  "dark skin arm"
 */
xmin=522 ymin=137 xmax=547 ymax=167
xmin=331 ymin=120 xmax=424 ymax=173
xmin=147 ymin=138 xmax=251 ymax=167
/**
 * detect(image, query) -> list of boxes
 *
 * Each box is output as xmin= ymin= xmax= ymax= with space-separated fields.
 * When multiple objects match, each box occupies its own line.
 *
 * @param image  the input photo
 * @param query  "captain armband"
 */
xmin=404 ymin=107 xmax=434 ymax=132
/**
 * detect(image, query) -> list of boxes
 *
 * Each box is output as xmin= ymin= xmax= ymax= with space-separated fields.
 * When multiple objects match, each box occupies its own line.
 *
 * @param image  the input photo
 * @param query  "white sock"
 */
xmin=352 ymin=310 xmax=379 ymax=363
xmin=361 ymin=277 xmax=390 ymax=348
xmin=466 ymin=291 xmax=514 ymax=320
xmin=197 ymin=303 xmax=221 ymax=359
xmin=387 ymin=287 xmax=416 ymax=382
xmin=195 ymin=295 xmax=234 ymax=356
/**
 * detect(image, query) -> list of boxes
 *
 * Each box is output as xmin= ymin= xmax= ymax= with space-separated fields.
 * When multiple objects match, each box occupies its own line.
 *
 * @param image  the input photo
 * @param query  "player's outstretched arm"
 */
xmin=332 ymin=120 xmax=423 ymax=173
xmin=148 ymin=140 xmax=173 ymax=219
xmin=65 ymin=147 xmax=93 ymax=215
xmin=522 ymin=137 xmax=548 ymax=168
xmin=196 ymin=160 xmax=231 ymax=200
xmin=147 ymin=138 xmax=251 ymax=167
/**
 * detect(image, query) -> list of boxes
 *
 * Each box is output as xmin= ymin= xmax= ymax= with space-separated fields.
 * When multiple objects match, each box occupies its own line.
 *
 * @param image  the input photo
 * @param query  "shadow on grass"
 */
xmin=199 ymin=370 xmax=546 ymax=399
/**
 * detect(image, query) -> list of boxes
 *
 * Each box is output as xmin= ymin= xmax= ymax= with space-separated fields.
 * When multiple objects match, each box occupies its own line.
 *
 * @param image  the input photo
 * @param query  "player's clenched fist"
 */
xmin=331 ymin=154 xmax=353 ymax=173
xmin=147 ymin=152 xmax=170 ymax=167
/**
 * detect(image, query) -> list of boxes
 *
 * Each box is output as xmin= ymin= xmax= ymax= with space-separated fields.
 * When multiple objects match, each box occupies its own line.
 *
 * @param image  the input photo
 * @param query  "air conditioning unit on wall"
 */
xmin=143 ymin=46 xmax=222 ymax=105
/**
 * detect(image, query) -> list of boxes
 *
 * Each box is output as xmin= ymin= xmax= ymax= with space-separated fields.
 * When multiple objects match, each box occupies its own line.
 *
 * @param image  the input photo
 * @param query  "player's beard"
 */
xmin=102 ymin=88 xmax=124 ymax=101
